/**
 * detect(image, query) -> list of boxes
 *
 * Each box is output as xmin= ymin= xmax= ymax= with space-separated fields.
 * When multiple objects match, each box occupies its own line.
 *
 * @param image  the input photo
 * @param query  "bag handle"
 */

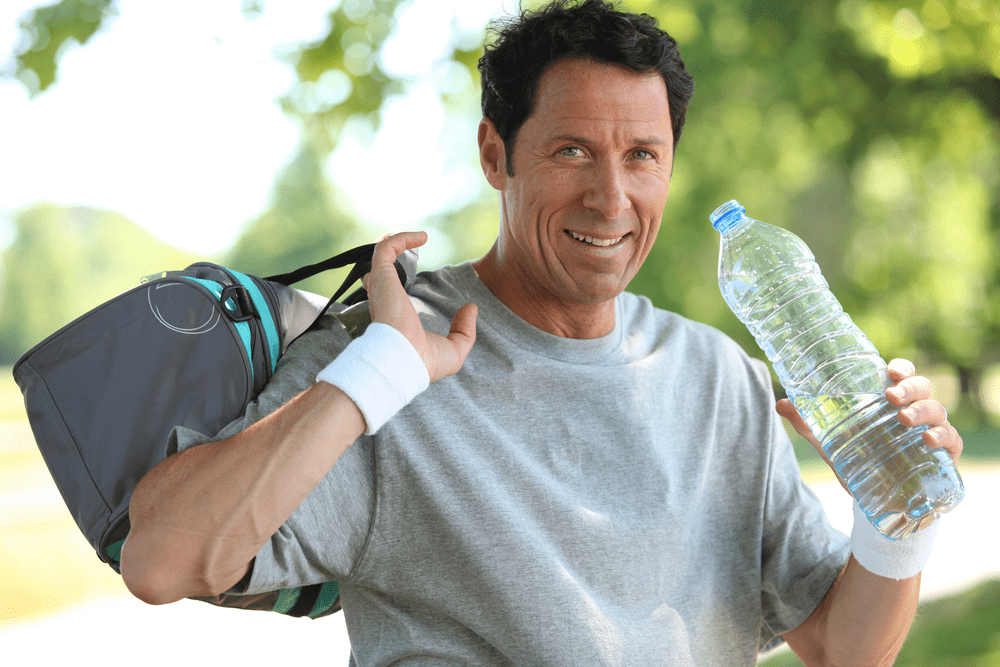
xmin=267 ymin=242 xmax=408 ymax=336
xmin=268 ymin=244 xmax=369 ymax=287
xmin=267 ymin=243 xmax=406 ymax=297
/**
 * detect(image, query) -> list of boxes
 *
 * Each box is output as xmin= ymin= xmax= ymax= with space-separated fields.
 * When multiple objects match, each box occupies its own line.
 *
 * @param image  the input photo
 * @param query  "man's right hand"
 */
xmin=364 ymin=231 xmax=478 ymax=383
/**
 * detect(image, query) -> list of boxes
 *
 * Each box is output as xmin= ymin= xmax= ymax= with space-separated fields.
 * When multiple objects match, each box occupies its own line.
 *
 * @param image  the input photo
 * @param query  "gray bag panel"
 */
xmin=14 ymin=277 xmax=256 ymax=563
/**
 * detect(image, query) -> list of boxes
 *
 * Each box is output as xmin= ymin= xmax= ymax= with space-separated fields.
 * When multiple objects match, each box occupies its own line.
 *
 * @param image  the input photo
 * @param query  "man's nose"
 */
xmin=582 ymin=161 xmax=631 ymax=219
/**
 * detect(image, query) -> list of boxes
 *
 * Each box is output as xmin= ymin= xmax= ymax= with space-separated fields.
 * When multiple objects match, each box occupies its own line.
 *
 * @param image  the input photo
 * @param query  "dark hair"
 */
xmin=479 ymin=0 xmax=695 ymax=176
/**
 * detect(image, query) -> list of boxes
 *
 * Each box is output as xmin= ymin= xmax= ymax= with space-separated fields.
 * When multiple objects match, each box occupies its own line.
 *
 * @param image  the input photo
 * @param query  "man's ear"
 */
xmin=478 ymin=117 xmax=507 ymax=190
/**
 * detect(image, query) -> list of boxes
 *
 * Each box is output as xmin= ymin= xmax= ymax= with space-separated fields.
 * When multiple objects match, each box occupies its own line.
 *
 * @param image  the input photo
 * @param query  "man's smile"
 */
xmin=566 ymin=230 xmax=626 ymax=247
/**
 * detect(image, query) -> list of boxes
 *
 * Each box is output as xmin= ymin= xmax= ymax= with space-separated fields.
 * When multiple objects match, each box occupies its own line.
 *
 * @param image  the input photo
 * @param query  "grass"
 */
xmin=0 ymin=513 xmax=129 ymax=623
xmin=0 ymin=367 xmax=26 ymax=422
xmin=956 ymin=423 xmax=1000 ymax=460
xmin=758 ymin=579 xmax=1000 ymax=666
xmin=0 ymin=367 xmax=129 ymax=622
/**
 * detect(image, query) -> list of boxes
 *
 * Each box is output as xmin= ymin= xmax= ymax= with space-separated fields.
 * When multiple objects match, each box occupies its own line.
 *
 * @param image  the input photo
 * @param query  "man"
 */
xmin=121 ymin=1 xmax=963 ymax=665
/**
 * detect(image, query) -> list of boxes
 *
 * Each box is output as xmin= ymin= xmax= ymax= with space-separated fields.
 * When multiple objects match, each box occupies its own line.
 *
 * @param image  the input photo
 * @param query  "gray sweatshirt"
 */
xmin=174 ymin=262 xmax=849 ymax=666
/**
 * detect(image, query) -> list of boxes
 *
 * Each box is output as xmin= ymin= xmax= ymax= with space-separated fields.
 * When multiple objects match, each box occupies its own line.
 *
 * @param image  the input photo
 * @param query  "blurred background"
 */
xmin=0 ymin=0 xmax=997 ymax=664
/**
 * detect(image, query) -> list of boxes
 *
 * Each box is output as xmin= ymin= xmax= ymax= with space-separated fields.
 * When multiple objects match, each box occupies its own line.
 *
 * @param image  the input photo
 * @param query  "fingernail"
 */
xmin=925 ymin=428 xmax=940 ymax=445
xmin=901 ymin=407 xmax=917 ymax=422
xmin=887 ymin=387 xmax=904 ymax=401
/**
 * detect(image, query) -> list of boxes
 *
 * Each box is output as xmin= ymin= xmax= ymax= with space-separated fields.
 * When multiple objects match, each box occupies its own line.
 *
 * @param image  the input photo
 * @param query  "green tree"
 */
xmin=606 ymin=0 xmax=1000 ymax=428
xmin=9 ymin=0 xmax=116 ymax=95
xmin=8 ymin=0 xmax=1000 ymax=424
xmin=0 ymin=204 xmax=199 ymax=363
xmin=222 ymin=142 xmax=366 ymax=297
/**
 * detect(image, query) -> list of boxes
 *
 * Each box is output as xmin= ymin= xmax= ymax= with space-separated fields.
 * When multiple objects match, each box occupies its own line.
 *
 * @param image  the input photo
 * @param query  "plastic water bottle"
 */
xmin=710 ymin=200 xmax=964 ymax=540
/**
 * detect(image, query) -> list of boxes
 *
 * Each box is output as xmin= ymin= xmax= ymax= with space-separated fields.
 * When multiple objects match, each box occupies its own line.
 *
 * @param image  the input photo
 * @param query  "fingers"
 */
xmin=362 ymin=231 xmax=479 ymax=384
xmin=367 ymin=231 xmax=427 ymax=285
xmin=896 ymin=397 xmax=963 ymax=464
xmin=365 ymin=232 xmax=427 ymax=338
xmin=448 ymin=303 xmax=478 ymax=357
xmin=886 ymin=357 xmax=916 ymax=384
xmin=917 ymin=411 xmax=963 ymax=464
xmin=885 ymin=375 xmax=933 ymax=406
xmin=886 ymin=357 xmax=928 ymax=406
xmin=924 ymin=424 xmax=963 ymax=464
xmin=885 ymin=358 xmax=963 ymax=465
xmin=375 ymin=227 xmax=402 ymax=243
xmin=896 ymin=399 xmax=948 ymax=429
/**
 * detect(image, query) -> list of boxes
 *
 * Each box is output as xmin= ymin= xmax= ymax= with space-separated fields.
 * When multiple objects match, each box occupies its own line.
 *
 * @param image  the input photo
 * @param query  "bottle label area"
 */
xmin=789 ymin=391 xmax=963 ymax=539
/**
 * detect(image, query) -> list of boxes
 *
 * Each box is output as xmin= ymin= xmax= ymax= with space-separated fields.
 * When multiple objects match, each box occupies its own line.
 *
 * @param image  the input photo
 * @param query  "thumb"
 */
xmin=775 ymin=399 xmax=812 ymax=443
xmin=425 ymin=303 xmax=478 ymax=382
xmin=447 ymin=303 xmax=478 ymax=359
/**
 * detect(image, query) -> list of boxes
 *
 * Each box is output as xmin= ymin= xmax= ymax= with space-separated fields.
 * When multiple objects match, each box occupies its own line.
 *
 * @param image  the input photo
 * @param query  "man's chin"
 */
xmin=564 ymin=278 xmax=630 ymax=306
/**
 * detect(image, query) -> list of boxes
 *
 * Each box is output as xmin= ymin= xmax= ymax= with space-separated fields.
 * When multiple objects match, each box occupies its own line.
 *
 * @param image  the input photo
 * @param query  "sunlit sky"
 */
xmin=0 ymin=0 xmax=508 ymax=255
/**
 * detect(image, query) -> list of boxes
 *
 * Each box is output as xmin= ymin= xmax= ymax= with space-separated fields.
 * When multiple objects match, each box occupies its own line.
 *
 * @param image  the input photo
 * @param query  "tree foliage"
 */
xmin=9 ymin=0 xmax=116 ymax=95
xmin=0 ymin=204 xmax=199 ymax=363
xmin=622 ymin=0 xmax=1000 ymax=428
xmin=5 ymin=0 xmax=999 ymax=425
xmin=223 ymin=143 xmax=368 ymax=296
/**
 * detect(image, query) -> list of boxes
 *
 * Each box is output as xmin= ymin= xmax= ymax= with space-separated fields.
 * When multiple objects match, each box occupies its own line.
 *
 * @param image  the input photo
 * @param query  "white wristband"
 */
xmin=316 ymin=322 xmax=430 ymax=435
xmin=850 ymin=501 xmax=938 ymax=580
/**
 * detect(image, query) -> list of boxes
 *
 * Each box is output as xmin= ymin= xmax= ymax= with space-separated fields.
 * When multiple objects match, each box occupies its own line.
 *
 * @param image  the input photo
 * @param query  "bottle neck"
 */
xmin=720 ymin=216 xmax=752 ymax=236
xmin=710 ymin=200 xmax=749 ymax=233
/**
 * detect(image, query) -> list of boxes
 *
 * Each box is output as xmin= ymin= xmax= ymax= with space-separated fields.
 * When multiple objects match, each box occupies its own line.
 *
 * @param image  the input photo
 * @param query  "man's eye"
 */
xmin=633 ymin=149 xmax=653 ymax=160
xmin=560 ymin=147 xmax=583 ymax=157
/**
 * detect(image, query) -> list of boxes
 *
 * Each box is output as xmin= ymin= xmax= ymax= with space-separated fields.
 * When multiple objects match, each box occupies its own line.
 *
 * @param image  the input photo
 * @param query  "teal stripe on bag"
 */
xmin=272 ymin=588 xmax=301 ymax=614
xmin=106 ymin=539 xmax=124 ymax=562
xmin=181 ymin=277 xmax=254 ymax=382
xmin=227 ymin=268 xmax=281 ymax=373
xmin=309 ymin=581 xmax=340 ymax=617
xmin=233 ymin=321 xmax=252 ymax=380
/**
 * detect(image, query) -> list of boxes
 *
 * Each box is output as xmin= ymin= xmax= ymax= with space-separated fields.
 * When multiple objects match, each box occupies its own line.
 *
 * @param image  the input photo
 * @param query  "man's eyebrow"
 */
xmin=551 ymin=134 xmax=591 ymax=145
xmin=551 ymin=134 xmax=670 ymax=145
xmin=633 ymin=136 xmax=670 ymax=146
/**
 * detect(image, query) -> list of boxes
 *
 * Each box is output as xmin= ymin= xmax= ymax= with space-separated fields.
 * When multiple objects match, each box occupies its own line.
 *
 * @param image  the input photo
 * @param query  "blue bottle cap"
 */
xmin=710 ymin=200 xmax=746 ymax=232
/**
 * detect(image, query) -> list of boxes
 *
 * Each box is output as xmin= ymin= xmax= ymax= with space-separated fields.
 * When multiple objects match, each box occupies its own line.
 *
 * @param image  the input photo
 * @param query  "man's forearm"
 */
xmin=120 ymin=382 xmax=366 ymax=604
xmin=785 ymin=556 xmax=920 ymax=666
xmin=120 ymin=233 xmax=477 ymax=606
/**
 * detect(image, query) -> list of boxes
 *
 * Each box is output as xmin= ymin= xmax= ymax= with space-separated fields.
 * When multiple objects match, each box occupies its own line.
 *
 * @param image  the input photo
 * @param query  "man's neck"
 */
xmin=471 ymin=252 xmax=617 ymax=340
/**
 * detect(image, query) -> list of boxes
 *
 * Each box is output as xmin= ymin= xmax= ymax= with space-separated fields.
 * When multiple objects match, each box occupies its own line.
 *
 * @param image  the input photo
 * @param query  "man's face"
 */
xmin=483 ymin=57 xmax=674 ymax=317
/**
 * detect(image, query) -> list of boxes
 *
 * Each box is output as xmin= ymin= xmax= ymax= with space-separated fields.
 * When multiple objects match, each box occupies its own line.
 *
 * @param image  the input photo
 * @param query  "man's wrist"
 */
xmin=850 ymin=501 xmax=938 ymax=580
xmin=316 ymin=322 xmax=430 ymax=435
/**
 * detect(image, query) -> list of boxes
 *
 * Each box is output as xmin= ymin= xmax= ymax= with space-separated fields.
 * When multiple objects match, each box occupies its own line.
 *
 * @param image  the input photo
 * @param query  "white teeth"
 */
xmin=569 ymin=231 xmax=624 ymax=247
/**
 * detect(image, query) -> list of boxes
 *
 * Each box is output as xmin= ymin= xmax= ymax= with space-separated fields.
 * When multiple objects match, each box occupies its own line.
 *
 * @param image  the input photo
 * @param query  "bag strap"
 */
xmin=267 ymin=244 xmax=374 ymax=287
xmin=267 ymin=243 xmax=406 ymax=296
xmin=227 ymin=269 xmax=282 ymax=374
xmin=267 ymin=242 xmax=408 ymax=338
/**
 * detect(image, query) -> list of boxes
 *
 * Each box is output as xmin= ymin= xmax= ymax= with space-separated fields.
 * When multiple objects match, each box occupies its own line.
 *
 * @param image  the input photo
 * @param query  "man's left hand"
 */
xmin=775 ymin=358 xmax=963 ymax=486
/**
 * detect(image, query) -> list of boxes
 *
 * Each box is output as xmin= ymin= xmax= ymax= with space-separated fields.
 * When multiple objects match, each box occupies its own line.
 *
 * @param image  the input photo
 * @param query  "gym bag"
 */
xmin=12 ymin=243 xmax=415 ymax=619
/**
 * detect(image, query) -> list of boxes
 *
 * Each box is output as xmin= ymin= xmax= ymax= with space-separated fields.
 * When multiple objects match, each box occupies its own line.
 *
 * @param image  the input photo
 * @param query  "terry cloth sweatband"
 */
xmin=316 ymin=322 xmax=429 ymax=435
xmin=850 ymin=501 xmax=939 ymax=580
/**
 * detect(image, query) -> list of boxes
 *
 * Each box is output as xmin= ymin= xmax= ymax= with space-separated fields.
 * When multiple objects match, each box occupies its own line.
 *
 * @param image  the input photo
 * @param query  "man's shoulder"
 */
xmin=618 ymin=290 xmax=768 ymax=376
xmin=406 ymin=262 xmax=479 ymax=328
xmin=410 ymin=262 xmax=476 ymax=297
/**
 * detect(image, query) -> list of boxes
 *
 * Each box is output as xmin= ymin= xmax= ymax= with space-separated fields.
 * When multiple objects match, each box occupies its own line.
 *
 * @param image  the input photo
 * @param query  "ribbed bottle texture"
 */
xmin=711 ymin=200 xmax=963 ymax=539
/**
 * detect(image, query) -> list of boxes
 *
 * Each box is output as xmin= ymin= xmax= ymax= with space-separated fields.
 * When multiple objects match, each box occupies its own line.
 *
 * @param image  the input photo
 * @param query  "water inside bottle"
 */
xmin=788 ymin=390 xmax=963 ymax=538
xmin=788 ymin=392 xmax=887 ymax=441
